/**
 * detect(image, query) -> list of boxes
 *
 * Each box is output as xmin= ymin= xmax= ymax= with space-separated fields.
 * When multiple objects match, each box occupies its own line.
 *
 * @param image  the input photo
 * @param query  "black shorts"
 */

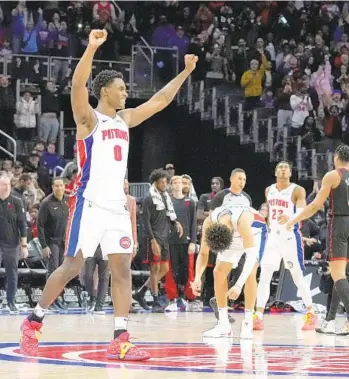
xmin=143 ymin=237 xmax=170 ymax=264
xmin=328 ymin=216 xmax=349 ymax=261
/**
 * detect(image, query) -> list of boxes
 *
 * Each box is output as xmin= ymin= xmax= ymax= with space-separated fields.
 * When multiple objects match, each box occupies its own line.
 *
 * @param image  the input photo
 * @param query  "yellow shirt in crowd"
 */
xmin=240 ymin=54 xmax=267 ymax=98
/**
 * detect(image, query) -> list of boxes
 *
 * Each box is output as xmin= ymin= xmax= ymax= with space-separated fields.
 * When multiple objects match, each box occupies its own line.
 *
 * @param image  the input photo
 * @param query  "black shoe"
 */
xmin=87 ymin=298 xmax=96 ymax=312
xmin=209 ymin=297 xmax=235 ymax=324
xmin=7 ymin=301 xmax=19 ymax=313
xmin=152 ymin=301 xmax=164 ymax=313
xmin=93 ymin=305 xmax=105 ymax=315
xmin=133 ymin=291 xmax=150 ymax=310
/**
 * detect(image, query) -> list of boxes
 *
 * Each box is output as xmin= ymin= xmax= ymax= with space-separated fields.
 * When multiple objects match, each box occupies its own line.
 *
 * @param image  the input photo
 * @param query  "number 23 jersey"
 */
xmin=74 ymin=110 xmax=129 ymax=211
xmin=267 ymin=183 xmax=299 ymax=235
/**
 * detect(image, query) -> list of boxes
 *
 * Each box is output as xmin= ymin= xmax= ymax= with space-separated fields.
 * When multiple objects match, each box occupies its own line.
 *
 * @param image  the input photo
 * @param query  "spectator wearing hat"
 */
xmin=168 ymin=26 xmax=189 ymax=71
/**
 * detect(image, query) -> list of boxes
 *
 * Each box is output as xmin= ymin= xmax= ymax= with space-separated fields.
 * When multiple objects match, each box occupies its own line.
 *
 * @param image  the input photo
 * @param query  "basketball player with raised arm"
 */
xmin=254 ymin=161 xmax=316 ymax=331
xmin=20 ymin=30 xmax=198 ymax=359
xmin=191 ymin=202 xmax=267 ymax=338
xmin=286 ymin=145 xmax=349 ymax=335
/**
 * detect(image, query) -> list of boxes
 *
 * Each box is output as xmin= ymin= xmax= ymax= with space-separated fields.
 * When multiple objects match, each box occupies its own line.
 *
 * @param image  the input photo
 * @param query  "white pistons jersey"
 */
xmin=267 ymin=183 xmax=299 ymax=235
xmin=74 ymin=110 xmax=129 ymax=211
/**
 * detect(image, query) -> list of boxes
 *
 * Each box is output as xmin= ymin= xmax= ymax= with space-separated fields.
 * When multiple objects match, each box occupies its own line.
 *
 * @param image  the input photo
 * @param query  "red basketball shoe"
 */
xmin=20 ymin=318 xmax=43 ymax=356
xmin=302 ymin=312 xmax=317 ymax=331
xmin=106 ymin=332 xmax=150 ymax=361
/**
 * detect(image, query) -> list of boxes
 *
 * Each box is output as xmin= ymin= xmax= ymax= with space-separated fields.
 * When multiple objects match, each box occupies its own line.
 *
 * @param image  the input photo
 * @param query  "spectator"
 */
xmin=2 ymin=159 xmax=13 ymax=177
xmin=21 ymin=8 xmax=43 ymax=54
xmin=187 ymin=35 xmax=209 ymax=81
xmin=261 ymin=87 xmax=274 ymax=109
xmin=323 ymin=105 xmax=342 ymax=152
xmin=0 ymin=171 xmax=28 ymax=313
xmin=37 ymin=178 xmax=68 ymax=304
xmin=151 ymin=15 xmax=176 ymax=47
xmin=197 ymin=176 xmax=224 ymax=222
xmin=134 ymin=169 xmax=182 ymax=313
xmin=0 ymin=76 xmax=16 ymax=141
xmin=14 ymin=91 xmax=39 ymax=154
xmin=301 ymin=116 xmax=323 ymax=150
xmin=11 ymin=173 xmax=32 ymax=211
xmin=11 ymin=2 xmax=28 ymax=54
xmin=195 ymin=4 xmax=213 ymax=33
xmin=232 ymin=39 xmax=249 ymax=86
xmin=40 ymin=143 xmax=65 ymax=176
xmin=93 ymin=1 xmax=118 ymax=25
xmin=310 ymin=56 xmax=332 ymax=107
xmin=206 ymin=44 xmax=228 ymax=84
xmin=23 ymin=152 xmax=40 ymax=174
xmin=168 ymin=25 xmax=189 ymax=70
xmin=241 ymin=53 xmax=267 ymax=110
xmin=181 ymin=174 xmax=198 ymax=203
xmin=302 ymin=219 xmax=322 ymax=260
xmin=83 ymin=246 xmax=109 ymax=314
xmin=28 ymin=203 xmax=39 ymax=240
xmin=166 ymin=176 xmax=197 ymax=311
xmin=290 ymin=86 xmax=313 ymax=136
xmin=12 ymin=161 xmax=23 ymax=181
xmin=51 ymin=21 xmax=70 ymax=82
xmin=276 ymin=79 xmax=293 ymax=141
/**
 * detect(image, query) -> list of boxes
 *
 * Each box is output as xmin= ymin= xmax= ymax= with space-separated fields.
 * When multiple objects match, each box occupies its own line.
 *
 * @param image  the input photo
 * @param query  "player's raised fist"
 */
xmin=89 ymin=29 xmax=108 ymax=48
xmin=184 ymin=54 xmax=198 ymax=73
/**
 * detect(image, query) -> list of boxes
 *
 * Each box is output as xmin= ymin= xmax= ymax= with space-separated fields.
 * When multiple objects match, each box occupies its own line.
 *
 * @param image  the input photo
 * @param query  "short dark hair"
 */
xmin=230 ymin=168 xmax=245 ymax=177
xmin=335 ymin=144 xmax=349 ymax=163
xmin=205 ymin=223 xmax=232 ymax=252
xmin=212 ymin=176 xmax=224 ymax=189
xmin=19 ymin=173 xmax=32 ymax=182
xmin=52 ymin=177 xmax=65 ymax=185
xmin=149 ymin=168 xmax=168 ymax=184
xmin=276 ymin=160 xmax=292 ymax=170
xmin=92 ymin=70 xmax=124 ymax=99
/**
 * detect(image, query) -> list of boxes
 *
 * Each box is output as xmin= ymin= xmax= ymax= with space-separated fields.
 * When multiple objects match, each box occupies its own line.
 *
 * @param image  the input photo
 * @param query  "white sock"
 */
xmin=218 ymin=307 xmax=229 ymax=324
xmin=244 ymin=309 xmax=254 ymax=324
xmin=256 ymin=311 xmax=264 ymax=320
xmin=33 ymin=304 xmax=46 ymax=318
xmin=114 ymin=317 xmax=128 ymax=331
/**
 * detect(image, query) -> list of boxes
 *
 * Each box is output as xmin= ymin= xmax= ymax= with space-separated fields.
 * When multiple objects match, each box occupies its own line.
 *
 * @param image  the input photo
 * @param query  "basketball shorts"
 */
xmin=328 ymin=216 xmax=349 ymax=261
xmin=143 ymin=237 xmax=170 ymax=264
xmin=64 ymin=194 xmax=133 ymax=259
xmin=260 ymin=229 xmax=304 ymax=271
xmin=216 ymin=231 xmax=266 ymax=268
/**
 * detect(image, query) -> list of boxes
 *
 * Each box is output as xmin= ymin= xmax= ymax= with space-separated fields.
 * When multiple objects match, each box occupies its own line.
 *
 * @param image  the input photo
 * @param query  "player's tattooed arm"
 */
xmin=119 ymin=55 xmax=198 ymax=128
xmin=286 ymin=171 xmax=340 ymax=229
xmin=71 ymin=30 xmax=106 ymax=135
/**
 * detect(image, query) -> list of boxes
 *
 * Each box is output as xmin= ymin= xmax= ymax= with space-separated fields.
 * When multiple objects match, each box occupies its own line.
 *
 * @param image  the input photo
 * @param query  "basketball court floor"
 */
xmin=1 ymin=311 xmax=348 ymax=378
